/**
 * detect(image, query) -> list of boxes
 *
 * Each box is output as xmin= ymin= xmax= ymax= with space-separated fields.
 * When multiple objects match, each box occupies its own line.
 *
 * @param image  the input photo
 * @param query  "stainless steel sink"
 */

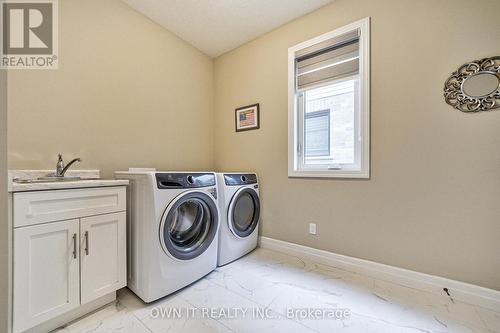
xmin=13 ymin=177 xmax=84 ymax=184
xmin=13 ymin=155 xmax=86 ymax=184
xmin=37 ymin=176 xmax=82 ymax=181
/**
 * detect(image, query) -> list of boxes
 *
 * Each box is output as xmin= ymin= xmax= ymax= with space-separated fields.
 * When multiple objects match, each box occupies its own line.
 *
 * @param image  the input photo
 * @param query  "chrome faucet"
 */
xmin=55 ymin=154 xmax=82 ymax=177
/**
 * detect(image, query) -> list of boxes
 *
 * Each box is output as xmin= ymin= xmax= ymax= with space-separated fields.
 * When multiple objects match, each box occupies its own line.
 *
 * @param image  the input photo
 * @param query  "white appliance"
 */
xmin=115 ymin=170 xmax=219 ymax=302
xmin=216 ymin=173 xmax=260 ymax=266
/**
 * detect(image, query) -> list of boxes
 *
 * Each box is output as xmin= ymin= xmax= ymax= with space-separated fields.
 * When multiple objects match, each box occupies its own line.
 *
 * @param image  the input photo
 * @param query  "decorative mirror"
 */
xmin=444 ymin=56 xmax=500 ymax=112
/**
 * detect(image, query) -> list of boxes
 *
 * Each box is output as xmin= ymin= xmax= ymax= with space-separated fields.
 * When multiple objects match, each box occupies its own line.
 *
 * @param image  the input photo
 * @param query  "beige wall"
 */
xmin=214 ymin=0 xmax=500 ymax=290
xmin=1 ymin=68 xmax=9 ymax=332
xmin=8 ymin=0 xmax=214 ymax=177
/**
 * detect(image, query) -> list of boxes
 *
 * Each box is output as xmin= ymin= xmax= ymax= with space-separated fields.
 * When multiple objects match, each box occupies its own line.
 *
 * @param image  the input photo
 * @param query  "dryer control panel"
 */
xmin=224 ymin=173 xmax=258 ymax=186
xmin=156 ymin=173 xmax=216 ymax=189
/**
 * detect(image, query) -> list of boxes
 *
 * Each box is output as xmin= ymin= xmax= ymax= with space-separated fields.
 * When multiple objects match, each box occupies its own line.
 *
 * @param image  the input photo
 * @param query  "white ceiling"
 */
xmin=123 ymin=0 xmax=333 ymax=57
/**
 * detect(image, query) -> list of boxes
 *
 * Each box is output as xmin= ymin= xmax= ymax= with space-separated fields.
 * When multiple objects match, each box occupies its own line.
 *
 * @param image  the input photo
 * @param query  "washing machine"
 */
xmin=115 ymin=170 xmax=219 ymax=302
xmin=216 ymin=173 xmax=260 ymax=266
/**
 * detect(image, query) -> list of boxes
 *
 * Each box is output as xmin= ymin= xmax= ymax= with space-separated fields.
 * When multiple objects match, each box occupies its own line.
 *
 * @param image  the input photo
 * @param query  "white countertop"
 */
xmin=10 ymin=179 xmax=129 ymax=192
xmin=8 ymin=170 xmax=129 ymax=192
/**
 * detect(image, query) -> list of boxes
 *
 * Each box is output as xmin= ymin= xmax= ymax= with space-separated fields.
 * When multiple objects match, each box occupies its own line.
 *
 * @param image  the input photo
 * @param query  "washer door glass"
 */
xmin=230 ymin=188 xmax=260 ymax=238
xmin=161 ymin=192 xmax=218 ymax=260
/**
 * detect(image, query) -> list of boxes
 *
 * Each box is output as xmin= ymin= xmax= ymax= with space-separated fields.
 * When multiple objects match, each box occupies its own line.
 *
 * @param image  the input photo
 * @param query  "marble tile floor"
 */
xmin=54 ymin=248 xmax=500 ymax=333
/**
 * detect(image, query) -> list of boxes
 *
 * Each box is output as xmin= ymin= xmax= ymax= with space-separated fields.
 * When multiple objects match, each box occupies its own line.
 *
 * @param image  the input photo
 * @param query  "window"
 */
xmin=288 ymin=18 xmax=370 ymax=178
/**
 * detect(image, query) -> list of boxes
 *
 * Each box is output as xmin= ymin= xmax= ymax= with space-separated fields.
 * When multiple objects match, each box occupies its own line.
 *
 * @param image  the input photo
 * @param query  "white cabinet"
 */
xmin=12 ymin=187 xmax=127 ymax=333
xmin=13 ymin=219 xmax=80 ymax=333
xmin=13 ymin=187 xmax=126 ymax=228
xmin=80 ymin=212 xmax=126 ymax=304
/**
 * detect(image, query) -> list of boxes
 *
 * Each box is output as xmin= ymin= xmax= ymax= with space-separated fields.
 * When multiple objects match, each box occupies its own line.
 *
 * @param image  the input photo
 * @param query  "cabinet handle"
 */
xmin=72 ymin=233 xmax=77 ymax=259
xmin=84 ymin=231 xmax=89 ymax=255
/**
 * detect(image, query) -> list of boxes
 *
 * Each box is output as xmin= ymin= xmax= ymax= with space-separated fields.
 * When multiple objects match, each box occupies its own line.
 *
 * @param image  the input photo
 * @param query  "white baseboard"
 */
xmin=258 ymin=236 xmax=500 ymax=311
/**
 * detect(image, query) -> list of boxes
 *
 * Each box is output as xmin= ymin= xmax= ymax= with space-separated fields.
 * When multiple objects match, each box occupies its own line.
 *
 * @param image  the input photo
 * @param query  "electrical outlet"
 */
xmin=309 ymin=223 xmax=317 ymax=235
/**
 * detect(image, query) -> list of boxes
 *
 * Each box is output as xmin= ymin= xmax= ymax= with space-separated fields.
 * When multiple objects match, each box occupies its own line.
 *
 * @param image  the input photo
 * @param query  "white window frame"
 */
xmin=288 ymin=17 xmax=370 ymax=179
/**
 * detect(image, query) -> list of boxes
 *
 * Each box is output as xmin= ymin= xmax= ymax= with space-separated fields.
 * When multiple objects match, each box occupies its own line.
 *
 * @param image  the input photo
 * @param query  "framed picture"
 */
xmin=235 ymin=103 xmax=260 ymax=132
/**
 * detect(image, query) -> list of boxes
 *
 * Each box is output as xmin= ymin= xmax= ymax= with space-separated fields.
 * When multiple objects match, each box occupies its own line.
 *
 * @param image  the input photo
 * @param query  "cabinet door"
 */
xmin=80 ymin=212 xmax=126 ymax=304
xmin=13 ymin=219 xmax=80 ymax=333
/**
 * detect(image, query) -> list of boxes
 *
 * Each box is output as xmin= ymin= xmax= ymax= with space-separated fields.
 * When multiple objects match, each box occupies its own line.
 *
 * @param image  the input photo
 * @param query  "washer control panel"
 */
xmin=156 ymin=173 xmax=216 ymax=189
xmin=224 ymin=173 xmax=258 ymax=186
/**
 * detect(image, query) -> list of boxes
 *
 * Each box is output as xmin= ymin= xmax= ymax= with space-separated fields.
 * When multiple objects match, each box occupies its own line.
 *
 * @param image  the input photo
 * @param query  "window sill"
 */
xmin=288 ymin=170 xmax=370 ymax=179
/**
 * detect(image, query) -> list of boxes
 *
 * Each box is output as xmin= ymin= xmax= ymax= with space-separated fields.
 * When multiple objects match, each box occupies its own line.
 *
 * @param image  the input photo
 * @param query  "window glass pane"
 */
xmin=303 ymin=78 xmax=357 ymax=165
xmin=305 ymin=110 xmax=330 ymax=157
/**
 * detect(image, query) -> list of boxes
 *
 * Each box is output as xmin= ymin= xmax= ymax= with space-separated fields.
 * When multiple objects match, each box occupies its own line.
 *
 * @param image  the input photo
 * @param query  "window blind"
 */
xmin=296 ymin=29 xmax=360 ymax=91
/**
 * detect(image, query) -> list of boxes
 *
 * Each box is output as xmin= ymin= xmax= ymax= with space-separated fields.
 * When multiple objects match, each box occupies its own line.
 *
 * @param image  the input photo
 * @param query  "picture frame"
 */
xmin=235 ymin=103 xmax=260 ymax=132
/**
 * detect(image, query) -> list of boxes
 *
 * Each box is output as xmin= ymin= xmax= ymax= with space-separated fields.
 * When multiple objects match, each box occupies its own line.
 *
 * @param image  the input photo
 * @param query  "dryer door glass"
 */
xmin=230 ymin=188 xmax=260 ymax=238
xmin=161 ymin=192 xmax=219 ymax=260
xmin=169 ymin=199 xmax=210 ymax=249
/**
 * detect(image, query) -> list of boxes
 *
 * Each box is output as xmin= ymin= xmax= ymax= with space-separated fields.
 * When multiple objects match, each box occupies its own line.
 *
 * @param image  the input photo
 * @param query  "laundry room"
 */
xmin=0 ymin=0 xmax=499 ymax=332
